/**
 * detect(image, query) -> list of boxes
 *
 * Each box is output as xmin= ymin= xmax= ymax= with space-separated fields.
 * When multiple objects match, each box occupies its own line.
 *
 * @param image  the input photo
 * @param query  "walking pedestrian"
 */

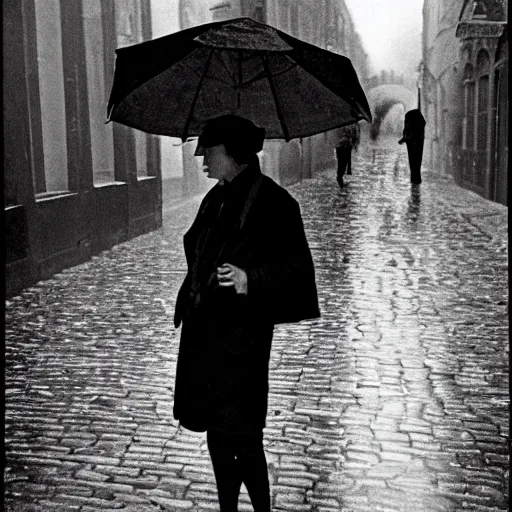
xmin=398 ymin=109 xmax=426 ymax=184
xmin=335 ymin=123 xmax=360 ymax=188
xmin=352 ymin=122 xmax=361 ymax=161
xmin=173 ymin=114 xmax=320 ymax=512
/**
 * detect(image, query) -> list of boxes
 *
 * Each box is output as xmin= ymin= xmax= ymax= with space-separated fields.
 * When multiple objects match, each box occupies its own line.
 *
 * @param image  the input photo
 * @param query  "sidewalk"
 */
xmin=5 ymin=141 xmax=509 ymax=512
xmin=419 ymin=169 xmax=507 ymax=250
xmin=364 ymin=137 xmax=508 ymax=249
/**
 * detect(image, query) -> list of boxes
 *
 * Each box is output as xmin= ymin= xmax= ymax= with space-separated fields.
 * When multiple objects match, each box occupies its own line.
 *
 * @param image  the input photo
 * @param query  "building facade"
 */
xmin=4 ymin=0 xmax=161 ymax=297
xmin=421 ymin=0 xmax=508 ymax=205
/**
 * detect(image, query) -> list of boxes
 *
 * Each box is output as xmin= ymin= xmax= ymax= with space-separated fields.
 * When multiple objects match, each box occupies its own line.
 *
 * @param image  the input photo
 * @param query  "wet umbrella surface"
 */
xmin=107 ymin=17 xmax=371 ymax=141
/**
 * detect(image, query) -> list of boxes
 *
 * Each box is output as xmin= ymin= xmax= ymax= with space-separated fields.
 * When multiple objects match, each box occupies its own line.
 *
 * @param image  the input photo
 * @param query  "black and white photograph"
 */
xmin=4 ymin=1 xmax=509 ymax=511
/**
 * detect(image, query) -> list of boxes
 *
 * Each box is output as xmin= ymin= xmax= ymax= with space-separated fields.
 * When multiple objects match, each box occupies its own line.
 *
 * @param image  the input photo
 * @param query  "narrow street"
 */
xmin=5 ymin=139 xmax=509 ymax=512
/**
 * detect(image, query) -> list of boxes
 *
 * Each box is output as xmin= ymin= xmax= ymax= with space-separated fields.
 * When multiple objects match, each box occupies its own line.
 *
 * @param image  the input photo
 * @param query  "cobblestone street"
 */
xmin=5 ymin=140 xmax=509 ymax=512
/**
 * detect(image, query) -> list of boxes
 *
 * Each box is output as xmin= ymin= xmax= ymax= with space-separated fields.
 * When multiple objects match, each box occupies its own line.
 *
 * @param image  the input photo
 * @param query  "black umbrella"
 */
xmin=107 ymin=17 xmax=372 ymax=142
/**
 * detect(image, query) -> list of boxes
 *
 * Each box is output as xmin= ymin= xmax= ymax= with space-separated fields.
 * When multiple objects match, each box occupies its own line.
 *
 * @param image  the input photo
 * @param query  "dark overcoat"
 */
xmin=173 ymin=164 xmax=320 ymax=433
xmin=402 ymin=109 xmax=426 ymax=141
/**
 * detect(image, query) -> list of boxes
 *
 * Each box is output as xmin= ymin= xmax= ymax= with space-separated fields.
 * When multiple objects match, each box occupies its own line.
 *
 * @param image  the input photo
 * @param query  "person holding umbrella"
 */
xmin=106 ymin=16 xmax=372 ymax=512
xmin=398 ymin=109 xmax=426 ymax=184
xmin=172 ymin=114 xmax=320 ymax=512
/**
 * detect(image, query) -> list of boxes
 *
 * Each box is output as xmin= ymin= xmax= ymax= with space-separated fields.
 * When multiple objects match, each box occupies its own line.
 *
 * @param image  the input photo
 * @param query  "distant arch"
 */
xmin=370 ymin=100 xmax=407 ymax=139
xmin=367 ymin=84 xmax=417 ymax=140
xmin=380 ymin=103 xmax=405 ymax=135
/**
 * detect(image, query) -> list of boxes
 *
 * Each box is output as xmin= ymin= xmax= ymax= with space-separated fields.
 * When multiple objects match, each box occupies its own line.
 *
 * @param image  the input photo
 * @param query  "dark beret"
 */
xmin=194 ymin=114 xmax=265 ymax=156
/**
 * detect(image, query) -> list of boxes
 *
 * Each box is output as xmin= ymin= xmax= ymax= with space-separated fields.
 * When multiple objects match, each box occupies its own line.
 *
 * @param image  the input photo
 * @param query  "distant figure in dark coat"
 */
xmin=398 ymin=109 xmax=426 ymax=184
xmin=335 ymin=123 xmax=360 ymax=188
xmin=173 ymin=114 xmax=320 ymax=512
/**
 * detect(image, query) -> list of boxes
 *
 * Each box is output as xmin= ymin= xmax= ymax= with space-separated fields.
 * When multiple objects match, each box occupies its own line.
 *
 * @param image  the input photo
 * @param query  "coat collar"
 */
xmin=216 ymin=160 xmax=262 ymax=198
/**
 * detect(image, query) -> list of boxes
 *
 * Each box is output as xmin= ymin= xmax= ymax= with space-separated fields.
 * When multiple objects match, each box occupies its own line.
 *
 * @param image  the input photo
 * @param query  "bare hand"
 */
xmin=217 ymin=263 xmax=248 ymax=295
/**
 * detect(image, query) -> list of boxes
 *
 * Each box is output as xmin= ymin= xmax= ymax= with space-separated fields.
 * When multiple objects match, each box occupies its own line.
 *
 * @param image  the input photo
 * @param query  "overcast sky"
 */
xmin=344 ymin=0 xmax=424 ymax=79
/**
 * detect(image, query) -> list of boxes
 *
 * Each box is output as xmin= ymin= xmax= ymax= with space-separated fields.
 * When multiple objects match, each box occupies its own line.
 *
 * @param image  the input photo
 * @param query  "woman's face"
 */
xmin=202 ymin=144 xmax=238 ymax=183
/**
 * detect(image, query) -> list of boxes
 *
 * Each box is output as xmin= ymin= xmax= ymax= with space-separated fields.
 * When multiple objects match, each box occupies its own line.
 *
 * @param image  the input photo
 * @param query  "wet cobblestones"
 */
xmin=5 ymin=141 xmax=509 ymax=511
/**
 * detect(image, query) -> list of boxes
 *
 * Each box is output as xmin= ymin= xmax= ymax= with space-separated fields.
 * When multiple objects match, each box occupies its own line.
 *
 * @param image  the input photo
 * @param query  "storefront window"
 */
xmin=115 ymin=0 xmax=148 ymax=178
xmin=34 ymin=0 xmax=69 ymax=193
xmin=83 ymin=0 xmax=116 ymax=185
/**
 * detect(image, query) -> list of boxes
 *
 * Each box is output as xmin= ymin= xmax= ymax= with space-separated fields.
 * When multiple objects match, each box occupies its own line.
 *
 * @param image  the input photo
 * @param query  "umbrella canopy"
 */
xmin=107 ymin=17 xmax=372 ymax=142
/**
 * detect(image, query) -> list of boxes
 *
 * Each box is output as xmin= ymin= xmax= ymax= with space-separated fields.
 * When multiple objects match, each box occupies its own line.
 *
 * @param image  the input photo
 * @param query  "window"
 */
xmin=115 ymin=0 xmax=148 ymax=178
xmin=463 ymin=64 xmax=475 ymax=150
xmin=476 ymin=50 xmax=490 ymax=152
xmin=34 ymin=0 xmax=69 ymax=194
xmin=83 ymin=0 xmax=116 ymax=185
xmin=477 ymin=74 xmax=489 ymax=150
xmin=472 ymin=0 xmax=488 ymax=19
xmin=134 ymin=131 xmax=148 ymax=177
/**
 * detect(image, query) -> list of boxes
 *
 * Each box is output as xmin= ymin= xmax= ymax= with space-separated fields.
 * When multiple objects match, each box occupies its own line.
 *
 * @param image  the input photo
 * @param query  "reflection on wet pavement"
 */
xmin=4 ymin=139 xmax=509 ymax=512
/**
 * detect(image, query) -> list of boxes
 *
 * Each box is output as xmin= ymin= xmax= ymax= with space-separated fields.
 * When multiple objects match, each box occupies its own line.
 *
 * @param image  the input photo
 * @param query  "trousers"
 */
xmin=405 ymin=138 xmax=424 ymax=184
xmin=207 ymin=429 xmax=271 ymax=512
xmin=336 ymin=146 xmax=352 ymax=187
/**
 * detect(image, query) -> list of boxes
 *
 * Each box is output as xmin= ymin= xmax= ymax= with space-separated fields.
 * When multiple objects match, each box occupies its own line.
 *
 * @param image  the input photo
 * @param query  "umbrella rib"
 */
xmin=217 ymin=52 xmax=238 ymax=86
xmin=182 ymin=48 xmax=215 ymax=141
xmin=261 ymin=53 xmax=290 ymax=141
xmin=237 ymin=61 xmax=298 ymax=89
